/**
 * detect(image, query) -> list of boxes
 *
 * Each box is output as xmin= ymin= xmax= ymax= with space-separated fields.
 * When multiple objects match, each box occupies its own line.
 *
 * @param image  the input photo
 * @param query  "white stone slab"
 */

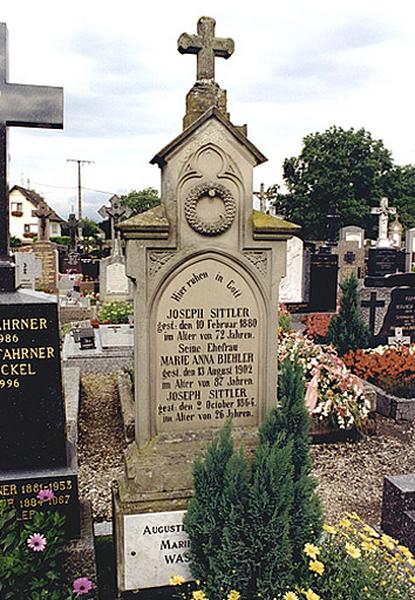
xmin=15 ymin=251 xmax=42 ymax=289
xmin=279 ymin=236 xmax=304 ymax=303
xmin=106 ymin=261 xmax=129 ymax=294
xmin=100 ymin=324 xmax=134 ymax=348
xmin=124 ymin=510 xmax=192 ymax=590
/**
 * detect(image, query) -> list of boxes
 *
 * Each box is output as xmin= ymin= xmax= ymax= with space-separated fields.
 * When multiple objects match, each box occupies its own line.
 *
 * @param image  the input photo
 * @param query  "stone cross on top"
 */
xmin=67 ymin=213 xmax=79 ymax=252
xmin=0 ymin=22 xmax=63 ymax=291
xmin=178 ymin=16 xmax=234 ymax=82
xmin=371 ymin=197 xmax=397 ymax=248
xmin=34 ymin=200 xmax=53 ymax=241
xmin=254 ymin=183 xmax=273 ymax=213
xmin=98 ymin=195 xmax=132 ymax=239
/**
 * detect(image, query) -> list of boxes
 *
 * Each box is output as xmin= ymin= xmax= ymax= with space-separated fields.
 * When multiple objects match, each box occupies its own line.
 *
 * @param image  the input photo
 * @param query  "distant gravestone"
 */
xmin=112 ymin=15 xmax=298 ymax=593
xmin=31 ymin=241 xmax=59 ymax=292
xmin=279 ymin=236 xmax=304 ymax=303
xmin=99 ymin=238 xmax=132 ymax=302
xmin=339 ymin=225 xmax=365 ymax=248
xmin=15 ymin=251 xmax=42 ymax=289
xmin=308 ymin=251 xmax=338 ymax=311
xmin=406 ymin=228 xmax=415 ymax=272
xmin=337 ymin=240 xmax=365 ymax=283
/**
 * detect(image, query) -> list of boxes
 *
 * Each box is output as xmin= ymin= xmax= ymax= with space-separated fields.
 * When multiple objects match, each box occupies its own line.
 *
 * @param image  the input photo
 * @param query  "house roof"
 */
xmin=150 ymin=107 xmax=267 ymax=168
xmin=10 ymin=185 xmax=64 ymax=222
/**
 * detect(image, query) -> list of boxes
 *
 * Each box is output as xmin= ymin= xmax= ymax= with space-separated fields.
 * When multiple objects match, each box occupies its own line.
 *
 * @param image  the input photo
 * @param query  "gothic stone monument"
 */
xmin=112 ymin=16 xmax=298 ymax=593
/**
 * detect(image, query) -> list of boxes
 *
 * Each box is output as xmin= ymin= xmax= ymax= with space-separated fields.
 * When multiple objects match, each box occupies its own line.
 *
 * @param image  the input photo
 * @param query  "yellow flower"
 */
xmin=409 ymin=576 xmax=415 ymax=584
xmin=381 ymin=536 xmax=395 ymax=551
xmin=361 ymin=541 xmax=375 ymax=553
xmin=303 ymin=589 xmax=321 ymax=600
xmin=304 ymin=543 xmax=320 ymax=559
xmin=398 ymin=544 xmax=413 ymax=558
xmin=339 ymin=517 xmax=352 ymax=528
xmin=323 ymin=524 xmax=336 ymax=535
xmin=363 ymin=524 xmax=380 ymax=538
xmin=169 ymin=575 xmax=185 ymax=586
xmin=284 ymin=593 xmax=299 ymax=600
xmin=345 ymin=542 xmax=361 ymax=559
xmin=192 ymin=591 xmax=208 ymax=600
xmin=227 ymin=591 xmax=240 ymax=600
xmin=309 ymin=560 xmax=325 ymax=576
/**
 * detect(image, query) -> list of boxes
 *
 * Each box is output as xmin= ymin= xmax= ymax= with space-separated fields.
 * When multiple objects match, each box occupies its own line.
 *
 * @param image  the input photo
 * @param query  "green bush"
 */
xmin=327 ymin=274 xmax=370 ymax=355
xmin=184 ymin=356 xmax=322 ymax=599
xmin=98 ymin=300 xmax=133 ymax=324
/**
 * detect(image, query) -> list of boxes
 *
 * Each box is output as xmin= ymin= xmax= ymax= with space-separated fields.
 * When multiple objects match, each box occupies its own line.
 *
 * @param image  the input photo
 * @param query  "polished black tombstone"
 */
xmin=367 ymin=248 xmax=397 ymax=278
xmin=308 ymin=251 xmax=338 ymax=312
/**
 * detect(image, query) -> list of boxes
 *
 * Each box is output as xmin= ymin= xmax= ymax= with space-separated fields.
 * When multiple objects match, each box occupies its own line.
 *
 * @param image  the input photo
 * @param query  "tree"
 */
xmin=327 ymin=273 xmax=370 ymax=355
xmin=261 ymin=355 xmax=322 ymax=570
xmin=81 ymin=217 xmax=100 ymax=239
xmin=271 ymin=126 xmax=396 ymax=239
xmin=120 ymin=187 xmax=160 ymax=216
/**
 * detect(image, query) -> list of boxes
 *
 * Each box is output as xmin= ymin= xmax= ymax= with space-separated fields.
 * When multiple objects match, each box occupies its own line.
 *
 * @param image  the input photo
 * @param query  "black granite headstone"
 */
xmin=378 ymin=287 xmax=415 ymax=342
xmin=367 ymin=248 xmax=397 ymax=277
xmin=80 ymin=327 xmax=96 ymax=350
xmin=308 ymin=253 xmax=338 ymax=312
xmin=0 ymin=293 xmax=66 ymax=470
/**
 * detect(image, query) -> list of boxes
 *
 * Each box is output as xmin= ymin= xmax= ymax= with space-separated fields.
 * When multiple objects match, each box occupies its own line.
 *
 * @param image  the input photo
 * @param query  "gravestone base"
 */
xmin=382 ymin=474 xmax=415 ymax=552
xmin=0 ymin=446 xmax=80 ymax=538
xmin=62 ymin=501 xmax=97 ymax=587
xmin=113 ymin=427 xmax=259 ymax=592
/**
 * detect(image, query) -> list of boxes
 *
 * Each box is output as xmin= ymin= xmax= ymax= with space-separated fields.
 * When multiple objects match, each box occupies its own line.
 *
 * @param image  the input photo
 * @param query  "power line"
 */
xmin=67 ymin=158 xmax=94 ymax=220
xmin=32 ymin=181 xmax=117 ymax=195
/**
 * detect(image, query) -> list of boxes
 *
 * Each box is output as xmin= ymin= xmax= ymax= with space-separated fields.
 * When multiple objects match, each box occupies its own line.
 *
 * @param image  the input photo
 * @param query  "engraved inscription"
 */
xmin=154 ymin=258 xmax=260 ymax=432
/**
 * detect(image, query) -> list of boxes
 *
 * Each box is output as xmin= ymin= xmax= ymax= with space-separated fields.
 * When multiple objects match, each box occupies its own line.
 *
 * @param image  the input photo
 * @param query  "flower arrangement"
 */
xmin=98 ymin=300 xmax=133 ymax=324
xmin=302 ymin=313 xmax=333 ymax=343
xmin=278 ymin=331 xmax=370 ymax=430
xmin=344 ymin=345 xmax=415 ymax=398
xmin=278 ymin=304 xmax=292 ymax=333
xmin=283 ymin=512 xmax=415 ymax=599
xmin=170 ymin=513 xmax=415 ymax=599
xmin=0 ymin=503 xmax=94 ymax=599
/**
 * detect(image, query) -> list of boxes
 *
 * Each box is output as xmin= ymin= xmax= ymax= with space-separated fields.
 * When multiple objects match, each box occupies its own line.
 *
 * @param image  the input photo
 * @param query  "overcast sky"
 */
xmin=2 ymin=0 xmax=415 ymax=220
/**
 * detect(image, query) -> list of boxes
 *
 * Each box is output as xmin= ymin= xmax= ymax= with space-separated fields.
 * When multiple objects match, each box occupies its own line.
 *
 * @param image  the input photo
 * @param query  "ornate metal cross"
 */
xmin=178 ymin=16 xmax=234 ymax=81
xmin=0 ymin=22 xmax=63 ymax=291
xmin=371 ymin=197 xmax=396 ymax=245
xmin=34 ymin=200 xmax=53 ymax=241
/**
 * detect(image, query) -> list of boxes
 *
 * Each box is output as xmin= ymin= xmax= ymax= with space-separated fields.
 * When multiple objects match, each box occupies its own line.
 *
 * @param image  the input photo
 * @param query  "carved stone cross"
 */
xmin=0 ymin=22 xmax=63 ymax=291
xmin=371 ymin=197 xmax=396 ymax=247
xmin=98 ymin=195 xmax=132 ymax=241
xmin=388 ymin=327 xmax=411 ymax=347
xmin=178 ymin=16 xmax=234 ymax=81
xmin=34 ymin=200 xmax=53 ymax=241
xmin=254 ymin=183 xmax=273 ymax=213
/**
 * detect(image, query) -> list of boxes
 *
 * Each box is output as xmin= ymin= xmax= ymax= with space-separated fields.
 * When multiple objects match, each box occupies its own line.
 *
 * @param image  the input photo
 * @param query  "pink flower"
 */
xmin=37 ymin=488 xmax=55 ymax=501
xmin=27 ymin=533 xmax=47 ymax=552
xmin=73 ymin=577 xmax=93 ymax=596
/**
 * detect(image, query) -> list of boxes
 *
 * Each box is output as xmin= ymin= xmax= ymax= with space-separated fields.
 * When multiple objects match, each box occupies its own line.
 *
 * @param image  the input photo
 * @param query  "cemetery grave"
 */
xmin=3 ymin=14 xmax=415 ymax=600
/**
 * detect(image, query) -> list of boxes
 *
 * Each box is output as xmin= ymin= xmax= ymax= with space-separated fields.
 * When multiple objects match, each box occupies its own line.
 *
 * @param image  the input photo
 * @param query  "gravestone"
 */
xmin=14 ymin=250 xmax=42 ymax=289
xmin=359 ymin=274 xmax=415 ymax=345
xmin=367 ymin=247 xmax=397 ymax=278
xmin=64 ymin=213 xmax=81 ymax=273
xmin=339 ymin=225 xmax=365 ymax=248
xmin=99 ymin=238 xmax=131 ymax=302
xmin=308 ymin=250 xmax=338 ymax=311
xmin=371 ymin=197 xmax=396 ymax=248
xmin=112 ymin=16 xmax=298 ymax=593
xmin=279 ymin=236 xmax=304 ymax=303
xmin=0 ymin=22 xmax=79 ymax=536
xmin=406 ymin=228 xmax=415 ymax=272
xmin=31 ymin=240 xmax=59 ymax=293
xmin=337 ymin=240 xmax=365 ymax=283
xmin=382 ymin=475 xmax=415 ymax=554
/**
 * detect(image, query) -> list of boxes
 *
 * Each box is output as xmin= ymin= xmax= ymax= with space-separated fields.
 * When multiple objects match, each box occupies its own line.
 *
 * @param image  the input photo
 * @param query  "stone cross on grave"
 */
xmin=371 ymin=197 xmax=397 ymax=248
xmin=67 ymin=213 xmax=79 ymax=252
xmin=361 ymin=291 xmax=385 ymax=335
xmin=98 ymin=195 xmax=132 ymax=245
xmin=178 ymin=16 xmax=234 ymax=81
xmin=34 ymin=200 xmax=53 ymax=241
xmin=388 ymin=327 xmax=411 ymax=347
xmin=254 ymin=183 xmax=273 ymax=213
xmin=0 ymin=22 xmax=63 ymax=291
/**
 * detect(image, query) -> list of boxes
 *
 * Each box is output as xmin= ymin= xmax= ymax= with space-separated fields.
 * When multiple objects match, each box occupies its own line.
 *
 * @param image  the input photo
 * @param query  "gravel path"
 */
xmin=77 ymin=374 xmax=415 ymax=527
xmin=78 ymin=374 xmax=127 ymax=522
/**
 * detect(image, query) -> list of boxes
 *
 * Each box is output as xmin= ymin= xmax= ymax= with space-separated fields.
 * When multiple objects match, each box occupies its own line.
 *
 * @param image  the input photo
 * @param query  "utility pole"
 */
xmin=67 ymin=158 xmax=94 ymax=220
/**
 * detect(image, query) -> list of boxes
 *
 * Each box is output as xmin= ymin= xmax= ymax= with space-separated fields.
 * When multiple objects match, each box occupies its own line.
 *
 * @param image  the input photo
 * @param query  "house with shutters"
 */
xmin=9 ymin=185 xmax=64 ymax=243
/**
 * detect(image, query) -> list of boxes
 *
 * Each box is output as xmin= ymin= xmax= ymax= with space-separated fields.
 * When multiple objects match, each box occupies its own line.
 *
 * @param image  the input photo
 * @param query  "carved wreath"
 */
xmin=184 ymin=182 xmax=236 ymax=235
